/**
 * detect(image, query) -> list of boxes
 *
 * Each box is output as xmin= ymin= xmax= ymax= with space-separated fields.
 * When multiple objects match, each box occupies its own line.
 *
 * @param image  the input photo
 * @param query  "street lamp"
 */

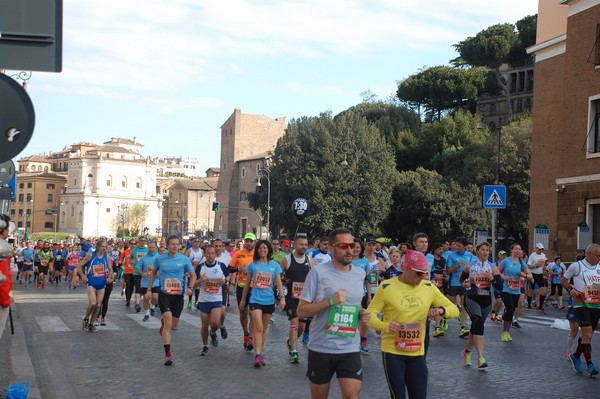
xmin=256 ymin=167 xmax=271 ymax=240
xmin=340 ymin=141 xmax=359 ymax=235
xmin=120 ymin=204 xmax=128 ymax=238
xmin=175 ymin=199 xmax=187 ymax=236
xmin=478 ymin=95 xmax=507 ymax=262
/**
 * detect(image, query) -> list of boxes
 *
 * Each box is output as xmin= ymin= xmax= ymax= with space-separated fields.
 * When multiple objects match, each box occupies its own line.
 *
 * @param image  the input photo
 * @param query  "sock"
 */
xmin=145 ymin=309 xmax=150 ymax=316
xmin=503 ymin=320 xmax=511 ymax=332
xmin=164 ymin=344 xmax=171 ymax=356
xmin=583 ymin=343 xmax=593 ymax=365
xmin=360 ymin=336 xmax=367 ymax=342
xmin=244 ymin=331 xmax=249 ymax=336
xmin=574 ymin=339 xmax=584 ymax=358
xmin=150 ymin=304 xmax=155 ymax=310
xmin=567 ymin=335 xmax=577 ymax=353
xmin=538 ymin=294 xmax=545 ymax=309
xmin=527 ymin=296 xmax=532 ymax=307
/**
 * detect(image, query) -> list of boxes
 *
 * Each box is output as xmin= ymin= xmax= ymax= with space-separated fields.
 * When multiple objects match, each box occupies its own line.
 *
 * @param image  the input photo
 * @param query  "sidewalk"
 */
xmin=0 ymin=274 xmax=41 ymax=398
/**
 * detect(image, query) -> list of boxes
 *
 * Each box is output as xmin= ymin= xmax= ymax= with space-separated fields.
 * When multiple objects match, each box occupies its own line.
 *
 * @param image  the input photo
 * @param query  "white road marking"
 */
xmin=35 ymin=316 xmax=70 ymax=332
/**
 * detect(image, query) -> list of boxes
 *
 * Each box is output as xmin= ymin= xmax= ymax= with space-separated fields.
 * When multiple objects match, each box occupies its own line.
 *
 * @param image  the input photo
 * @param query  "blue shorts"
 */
xmin=88 ymin=282 xmax=106 ymax=291
xmin=566 ymin=307 xmax=578 ymax=322
xmin=198 ymin=301 xmax=222 ymax=314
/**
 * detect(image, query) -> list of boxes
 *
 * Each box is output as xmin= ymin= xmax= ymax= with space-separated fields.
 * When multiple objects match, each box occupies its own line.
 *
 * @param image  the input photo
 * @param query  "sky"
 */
xmin=11 ymin=0 xmax=538 ymax=175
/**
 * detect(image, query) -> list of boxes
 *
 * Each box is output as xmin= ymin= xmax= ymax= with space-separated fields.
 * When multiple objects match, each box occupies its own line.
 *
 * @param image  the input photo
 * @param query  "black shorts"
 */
xmin=574 ymin=307 xmax=600 ymax=330
xmin=306 ymin=350 xmax=363 ymax=384
xmin=447 ymin=286 xmax=466 ymax=297
xmin=236 ymin=285 xmax=251 ymax=306
xmin=132 ymin=275 xmax=142 ymax=291
xmin=285 ymin=301 xmax=299 ymax=320
xmin=493 ymin=289 xmax=501 ymax=300
xmin=140 ymin=286 xmax=160 ymax=295
xmin=54 ymin=263 xmax=64 ymax=272
xmin=38 ymin=266 xmax=49 ymax=275
xmin=16 ymin=261 xmax=23 ymax=271
xmin=158 ymin=293 xmax=184 ymax=318
xmin=532 ymin=273 xmax=547 ymax=289
xmin=249 ymin=303 xmax=275 ymax=315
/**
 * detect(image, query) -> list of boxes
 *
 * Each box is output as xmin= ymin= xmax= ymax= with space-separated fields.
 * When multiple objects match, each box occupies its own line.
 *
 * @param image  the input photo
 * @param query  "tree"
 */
xmin=381 ymin=167 xmax=488 ymax=243
xmin=453 ymin=16 xmax=537 ymax=116
xmin=253 ymin=111 xmax=397 ymax=238
xmin=396 ymin=66 xmax=498 ymax=122
xmin=127 ymin=203 xmax=149 ymax=236
xmin=459 ymin=115 xmax=532 ymax=247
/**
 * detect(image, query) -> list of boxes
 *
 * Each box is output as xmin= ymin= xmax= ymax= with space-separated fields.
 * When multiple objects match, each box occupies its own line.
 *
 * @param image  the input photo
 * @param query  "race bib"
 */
xmin=255 ymin=271 xmax=272 ymax=289
xmin=56 ymin=255 xmax=63 ymax=261
xmin=291 ymin=282 xmax=304 ymax=299
xmin=584 ymin=285 xmax=600 ymax=305
xmin=204 ymin=279 xmax=221 ymax=294
xmin=367 ymin=272 xmax=378 ymax=284
xmin=326 ymin=304 xmax=359 ymax=337
xmin=92 ymin=264 xmax=105 ymax=277
xmin=40 ymin=259 xmax=48 ymax=266
xmin=507 ymin=277 xmax=520 ymax=291
xmin=472 ymin=272 xmax=490 ymax=289
xmin=164 ymin=278 xmax=182 ymax=294
xmin=394 ymin=322 xmax=423 ymax=352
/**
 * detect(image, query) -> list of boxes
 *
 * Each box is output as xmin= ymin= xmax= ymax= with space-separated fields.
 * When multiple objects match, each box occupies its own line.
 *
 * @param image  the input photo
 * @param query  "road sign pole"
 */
xmin=491 ymin=208 xmax=497 ymax=264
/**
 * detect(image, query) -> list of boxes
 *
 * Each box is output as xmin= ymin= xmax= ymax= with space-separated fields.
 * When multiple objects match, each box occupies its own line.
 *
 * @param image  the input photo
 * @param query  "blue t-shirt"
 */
xmin=22 ymin=248 xmax=35 ymax=262
xmin=154 ymin=253 xmax=194 ymax=295
xmin=548 ymin=263 xmax=565 ymax=284
xmin=246 ymin=260 xmax=282 ymax=305
xmin=499 ymin=257 xmax=526 ymax=294
xmin=351 ymin=257 xmax=369 ymax=273
xmin=138 ymin=252 xmax=159 ymax=288
xmin=86 ymin=251 xmax=110 ymax=288
xmin=447 ymin=251 xmax=474 ymax=287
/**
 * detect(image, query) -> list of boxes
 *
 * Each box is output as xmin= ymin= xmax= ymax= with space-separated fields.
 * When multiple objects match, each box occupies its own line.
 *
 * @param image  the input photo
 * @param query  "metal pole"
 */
xmin=492 ymin=209 xmax=497 ymax=265
xmin=266 ymin=177 xmax=270 ymax=240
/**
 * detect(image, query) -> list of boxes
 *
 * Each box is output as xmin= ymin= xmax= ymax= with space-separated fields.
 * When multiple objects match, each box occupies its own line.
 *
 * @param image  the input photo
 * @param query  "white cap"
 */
xmin=535 ymin=243 xmax=544 ymax=250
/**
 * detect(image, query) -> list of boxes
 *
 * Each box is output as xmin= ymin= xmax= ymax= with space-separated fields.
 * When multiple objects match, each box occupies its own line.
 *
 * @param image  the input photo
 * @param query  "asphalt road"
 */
xmin=2 ymin=274 xmax=600 ymax=399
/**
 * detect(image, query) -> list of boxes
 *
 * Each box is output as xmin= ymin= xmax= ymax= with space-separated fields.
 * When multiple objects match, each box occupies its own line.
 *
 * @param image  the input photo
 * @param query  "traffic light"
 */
xmin=212 ymin=201 xmax=220 ymax=211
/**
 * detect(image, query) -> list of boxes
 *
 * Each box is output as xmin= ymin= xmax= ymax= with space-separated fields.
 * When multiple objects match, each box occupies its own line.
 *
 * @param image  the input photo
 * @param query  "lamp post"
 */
xmin=340 ymin=141 xmax=359 ymax=235
xmin=256 ymin=167 xmax=271 ymax=240
xmin=120 ymin=204 xmax=128 ymax=238
xmin=175 ymin=199 xmax=187 ymax=237
xmin=478 ymin=95 xmax=506 ymax=262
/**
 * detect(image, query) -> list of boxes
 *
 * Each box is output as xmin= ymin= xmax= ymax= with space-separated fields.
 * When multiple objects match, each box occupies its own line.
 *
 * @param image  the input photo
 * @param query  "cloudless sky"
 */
xmin=10 ymin=0 xmax=538 ymax=174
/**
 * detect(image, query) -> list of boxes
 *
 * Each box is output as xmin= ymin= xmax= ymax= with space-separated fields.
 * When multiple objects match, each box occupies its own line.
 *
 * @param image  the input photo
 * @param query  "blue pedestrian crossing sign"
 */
xmin=483 ymin=185 xmax=506 ymax=209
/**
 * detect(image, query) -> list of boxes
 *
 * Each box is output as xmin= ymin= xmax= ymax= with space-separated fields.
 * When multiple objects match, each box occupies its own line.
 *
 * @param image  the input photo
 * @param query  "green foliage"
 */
xmin=508 ymin=15 xmax=538 ymax=67
xmin=29 ymin=232 xmax=74 ymax=243
xmin=459 ymin=115 xmax=532 ymax=246
xmin=453 ymin=23 xmax=517 ymax=69
xmin=128 ymin=203 xmax=149 ymax=236
xmin=261 ymin=111 xmax=397 ymax=238
xmin=381 ymin=168 xmax=487 ymax=243
xmin=397 ymin=66 xmax=499 ymax=122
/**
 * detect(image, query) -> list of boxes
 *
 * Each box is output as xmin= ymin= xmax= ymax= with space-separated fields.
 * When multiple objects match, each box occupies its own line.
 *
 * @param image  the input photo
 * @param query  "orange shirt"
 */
xmin=120 ymin=248 xmax=133 ymax=274
xmin=229 ymin=249 xmax=254 ymax=287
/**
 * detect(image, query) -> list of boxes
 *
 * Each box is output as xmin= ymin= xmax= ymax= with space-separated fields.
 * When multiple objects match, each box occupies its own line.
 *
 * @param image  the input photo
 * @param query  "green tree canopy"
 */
xmin=253 ymin=111 xmax=397 ymax=239
xmin=459 ymin=115 xmax=532 ymax=247
xmin=381 ymin=167 xmax=487 ymax=243
xmin=397 ymin=66 xmax=498 ymax=122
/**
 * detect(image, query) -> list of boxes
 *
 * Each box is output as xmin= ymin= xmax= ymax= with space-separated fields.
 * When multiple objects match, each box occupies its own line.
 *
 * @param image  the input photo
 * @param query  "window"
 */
xmin=121 ymin=177 xmax=127 ymax=188
xmin=26 ymin=209 xmax=31 ymax=215
xmin=29 ymin=165 xmax=35 ymax=172
xmin=18 ymin=194 xmax=23 ymax=202
xmin=44 ymin=166 xmax=49 ymax=172
xmin=240 ymin=191 xmax=247 ymax=202
xmin=257 ymin=163 xmax=261 ymax=173
xmin=70 ymin=205 xmax=74 ymax=217
xmin=44 ymin=222 xmax=54 ymax=229
xmin=106 ymin=208 xmax=111 ymax=213
xmin=595 ymin=24 xmax=600 ymax=66
xmin=27 ymin=183 xmax=32 ymax=188
xmin=19 ymin=183 xmax=24 ymax=189
xmin=26 ymin=221 xmax=30 ymax=228
xmin=73 ymin=178 xmax=77 ymax=186
xmin=136 ymin=178 xmax=142 ymax=189
xmin=46 ymin=183 xmax=55 ymax=190
xmin=48 ymin=194 xmax=53 ymax=202
xmin=17 ymin=221 xmax=22 ymax=228
xmin=10 ymin=209 xmax=15 ymax=216
xmin=37 ymin=166 xmax=41 ymax=172
xmin=26 ymin=193 xmax=32 ymax=202
xmin=587 ymin=96 xmax=600 ymax=155
xmin=241 ymin=168 xmax=245 ymax=178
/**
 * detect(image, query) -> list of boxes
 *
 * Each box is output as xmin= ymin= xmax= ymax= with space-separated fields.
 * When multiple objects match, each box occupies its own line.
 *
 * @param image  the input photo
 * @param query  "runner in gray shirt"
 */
xmin=298 ymin=228 xmax=370 ymax=399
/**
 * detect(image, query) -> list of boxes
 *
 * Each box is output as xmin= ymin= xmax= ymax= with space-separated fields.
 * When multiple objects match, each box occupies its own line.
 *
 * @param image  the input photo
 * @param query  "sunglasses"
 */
xmin=333 ymin=242 xmax=354 ymax=250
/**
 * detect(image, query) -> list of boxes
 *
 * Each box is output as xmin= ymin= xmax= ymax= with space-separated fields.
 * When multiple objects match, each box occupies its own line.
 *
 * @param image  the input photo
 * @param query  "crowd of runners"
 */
xmin=4 ymin=225 xmax=600 ymax=399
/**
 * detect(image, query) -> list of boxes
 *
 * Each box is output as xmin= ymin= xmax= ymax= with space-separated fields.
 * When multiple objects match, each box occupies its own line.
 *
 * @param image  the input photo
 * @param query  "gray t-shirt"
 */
xmin=300 ymin=261 xmax=365 ymax=354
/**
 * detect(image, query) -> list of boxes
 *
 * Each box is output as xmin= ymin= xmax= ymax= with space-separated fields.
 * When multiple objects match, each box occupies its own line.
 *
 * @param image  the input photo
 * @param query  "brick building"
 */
xmin=214 ymin=108 xmax=286 ymax=240
xmin=528 ymin=0 xmax=600 ymax=260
